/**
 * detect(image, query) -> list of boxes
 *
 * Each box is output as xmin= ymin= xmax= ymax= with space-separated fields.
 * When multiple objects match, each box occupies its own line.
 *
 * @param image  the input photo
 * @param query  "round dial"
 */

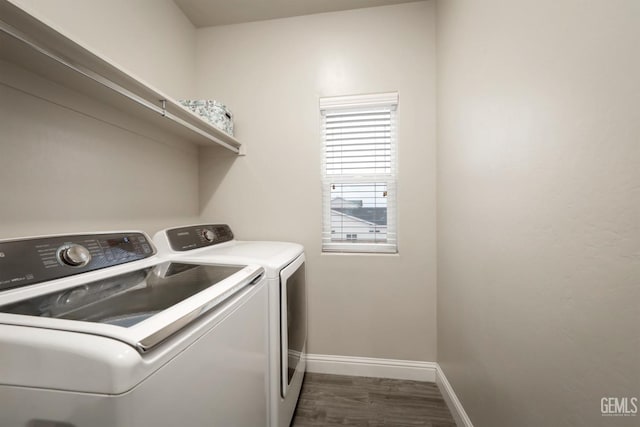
xmin=202 ymin=229 xmax=215 ymax=242
xmin=58 ymin=244 xmax=92 ymax=267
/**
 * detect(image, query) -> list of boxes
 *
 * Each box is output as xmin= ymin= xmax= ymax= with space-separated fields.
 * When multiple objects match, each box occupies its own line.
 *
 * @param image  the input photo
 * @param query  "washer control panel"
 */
xmin=0 ymin=232 xmax=155 ymax=291
xmin=166 ymin=224 xmax=234 ymax=251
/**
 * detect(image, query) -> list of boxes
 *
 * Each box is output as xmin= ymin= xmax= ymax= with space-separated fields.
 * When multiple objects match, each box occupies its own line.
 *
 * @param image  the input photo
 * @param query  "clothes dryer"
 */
xmin=154 ymin=224 xmax=306 ymax=427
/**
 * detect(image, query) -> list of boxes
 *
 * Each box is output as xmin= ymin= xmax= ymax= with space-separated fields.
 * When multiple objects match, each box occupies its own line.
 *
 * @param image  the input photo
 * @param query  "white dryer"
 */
xmin=154 ymin=224 xmax=307 ymax=427
xmin=0 ymin=231 xmax=269 ymax=427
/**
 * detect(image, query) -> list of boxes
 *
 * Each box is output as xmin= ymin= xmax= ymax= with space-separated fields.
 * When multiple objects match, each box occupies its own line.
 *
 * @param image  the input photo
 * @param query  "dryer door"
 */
xmin=280 ymin=253 xmax=306 ymax=398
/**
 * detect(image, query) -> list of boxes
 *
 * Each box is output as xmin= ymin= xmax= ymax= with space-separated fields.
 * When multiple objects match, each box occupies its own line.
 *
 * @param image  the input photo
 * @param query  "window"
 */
xmin=320 ymin=92 xmax=398 ymax=253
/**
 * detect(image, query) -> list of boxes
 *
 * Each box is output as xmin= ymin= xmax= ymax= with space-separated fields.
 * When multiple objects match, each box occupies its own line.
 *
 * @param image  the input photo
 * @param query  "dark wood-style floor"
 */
xmin=291 ymin=373 xmax=457 ymax=426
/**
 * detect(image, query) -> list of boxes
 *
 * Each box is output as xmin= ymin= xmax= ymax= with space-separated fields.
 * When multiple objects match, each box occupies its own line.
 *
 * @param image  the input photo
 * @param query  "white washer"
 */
xmin=0 ymin=231 xmax=269 ymax=427
xmin=154 ymin=224 xmax=307 ymax=427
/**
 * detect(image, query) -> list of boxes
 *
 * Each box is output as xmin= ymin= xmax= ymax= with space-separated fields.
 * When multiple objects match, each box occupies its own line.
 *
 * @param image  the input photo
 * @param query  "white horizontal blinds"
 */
xmin=320 ymin=92 xmax=398 ymax=253
xmin=324 ymin=107 xmax=392 ymax=175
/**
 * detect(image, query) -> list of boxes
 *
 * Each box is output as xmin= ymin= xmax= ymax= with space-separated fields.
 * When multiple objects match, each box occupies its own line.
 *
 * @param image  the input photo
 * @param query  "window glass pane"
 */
xmin=330 ymin=183 xmax=388 ymax=243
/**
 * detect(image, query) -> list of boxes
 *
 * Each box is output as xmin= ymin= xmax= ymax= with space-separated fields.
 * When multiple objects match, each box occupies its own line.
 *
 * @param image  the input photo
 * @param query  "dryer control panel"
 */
xmin=166 ymin=224 xmax=234 ymax=251
xmin=0 ymin=232 xmax=155 ymax=291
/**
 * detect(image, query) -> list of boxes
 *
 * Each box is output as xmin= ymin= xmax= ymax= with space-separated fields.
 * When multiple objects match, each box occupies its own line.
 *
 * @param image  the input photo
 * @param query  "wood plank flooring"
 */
xmin=291 ymin=373 xmax=456 ymax=427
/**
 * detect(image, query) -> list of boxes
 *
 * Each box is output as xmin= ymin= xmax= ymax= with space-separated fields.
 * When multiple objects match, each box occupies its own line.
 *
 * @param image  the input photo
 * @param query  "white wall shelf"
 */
xmin=0 ymin=0 xmax=242 ymax=154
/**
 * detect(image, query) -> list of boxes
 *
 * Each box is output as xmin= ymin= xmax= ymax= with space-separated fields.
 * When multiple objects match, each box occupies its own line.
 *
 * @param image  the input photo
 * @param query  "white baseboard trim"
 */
xmin=305 ymin=353 xmax=437 ymax=382
xmin=304 ymin=353 xmax=473 ymax=427
xmin=435 ymin=365 xmax=474 ymax=427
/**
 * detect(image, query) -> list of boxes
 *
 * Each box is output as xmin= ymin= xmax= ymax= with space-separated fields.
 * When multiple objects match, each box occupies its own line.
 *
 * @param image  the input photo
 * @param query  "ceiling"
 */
xmin=173 ymin=0 xmax=421 ymax=27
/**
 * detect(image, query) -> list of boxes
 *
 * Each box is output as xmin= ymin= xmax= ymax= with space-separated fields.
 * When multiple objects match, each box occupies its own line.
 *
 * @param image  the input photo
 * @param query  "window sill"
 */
xmin=322 ymin=243 xmax=398 ymax=255
xmin=321 ymin=251 xmax=399 ymax=257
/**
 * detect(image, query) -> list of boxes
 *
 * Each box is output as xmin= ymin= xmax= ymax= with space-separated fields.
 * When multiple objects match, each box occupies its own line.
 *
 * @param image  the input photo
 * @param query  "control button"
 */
xmin=58 ymin=244 xmax=92 ymax=267
xmin=202 ymin=229 xmax=215 ymax=242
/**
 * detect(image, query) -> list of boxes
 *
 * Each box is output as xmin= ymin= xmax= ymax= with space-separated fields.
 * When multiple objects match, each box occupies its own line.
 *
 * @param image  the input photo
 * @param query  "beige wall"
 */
xmin=8 ymin=0 xmax=197 ymax=98
xmin=196 ymin=2 xmax=437 ymax=360
xmin=436 ymin=0 xmax=640 ymax=426
xmin=1 ymin=0 xmax=200 ymax=238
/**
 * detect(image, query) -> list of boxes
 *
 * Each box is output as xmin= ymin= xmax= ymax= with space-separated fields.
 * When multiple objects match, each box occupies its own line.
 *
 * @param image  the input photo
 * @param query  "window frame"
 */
xmin=320 ymin=92 xmax=398 ymax=254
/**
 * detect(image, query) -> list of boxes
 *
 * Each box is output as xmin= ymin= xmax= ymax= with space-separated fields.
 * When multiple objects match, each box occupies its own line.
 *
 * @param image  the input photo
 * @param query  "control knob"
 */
xmin=202 ymin=229 xmax=215 ymax=242
xmin=58 ymin=244 xmax=92 ymax=267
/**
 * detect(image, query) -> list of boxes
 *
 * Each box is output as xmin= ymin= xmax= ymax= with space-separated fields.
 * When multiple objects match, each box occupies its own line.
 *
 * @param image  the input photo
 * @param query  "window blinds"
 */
xmin=325 ymin=108 xmax=392 ymax=175
xmin=320 ymin=92 xmax=398 ymax=253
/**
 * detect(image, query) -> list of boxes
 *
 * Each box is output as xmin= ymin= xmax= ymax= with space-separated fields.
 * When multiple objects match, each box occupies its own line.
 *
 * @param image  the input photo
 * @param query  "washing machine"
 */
xmin=154 ymin=224 xmax=307 ymax=427
xmin=0 ymin=230 xmax=269 ymax=427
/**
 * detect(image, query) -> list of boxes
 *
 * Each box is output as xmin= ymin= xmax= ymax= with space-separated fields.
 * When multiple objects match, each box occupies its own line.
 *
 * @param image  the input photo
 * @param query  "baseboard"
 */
xmin=305 ymin=353 xmax=473 ymax=427
xmin=305 ymin=353 xmax=437 ymax=382
xmin=435 ymin=365 xmax=474 ymax=427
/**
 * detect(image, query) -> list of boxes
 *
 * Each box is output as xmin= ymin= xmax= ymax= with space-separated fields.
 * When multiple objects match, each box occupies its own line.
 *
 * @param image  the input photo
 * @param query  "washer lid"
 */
xmin=195 ymin=241 xmax=304 ymax=275
xmin=153 ymin=225 xmax=304 ymax=278
xmin=0 ymin=261 xmax=264 ymax=352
